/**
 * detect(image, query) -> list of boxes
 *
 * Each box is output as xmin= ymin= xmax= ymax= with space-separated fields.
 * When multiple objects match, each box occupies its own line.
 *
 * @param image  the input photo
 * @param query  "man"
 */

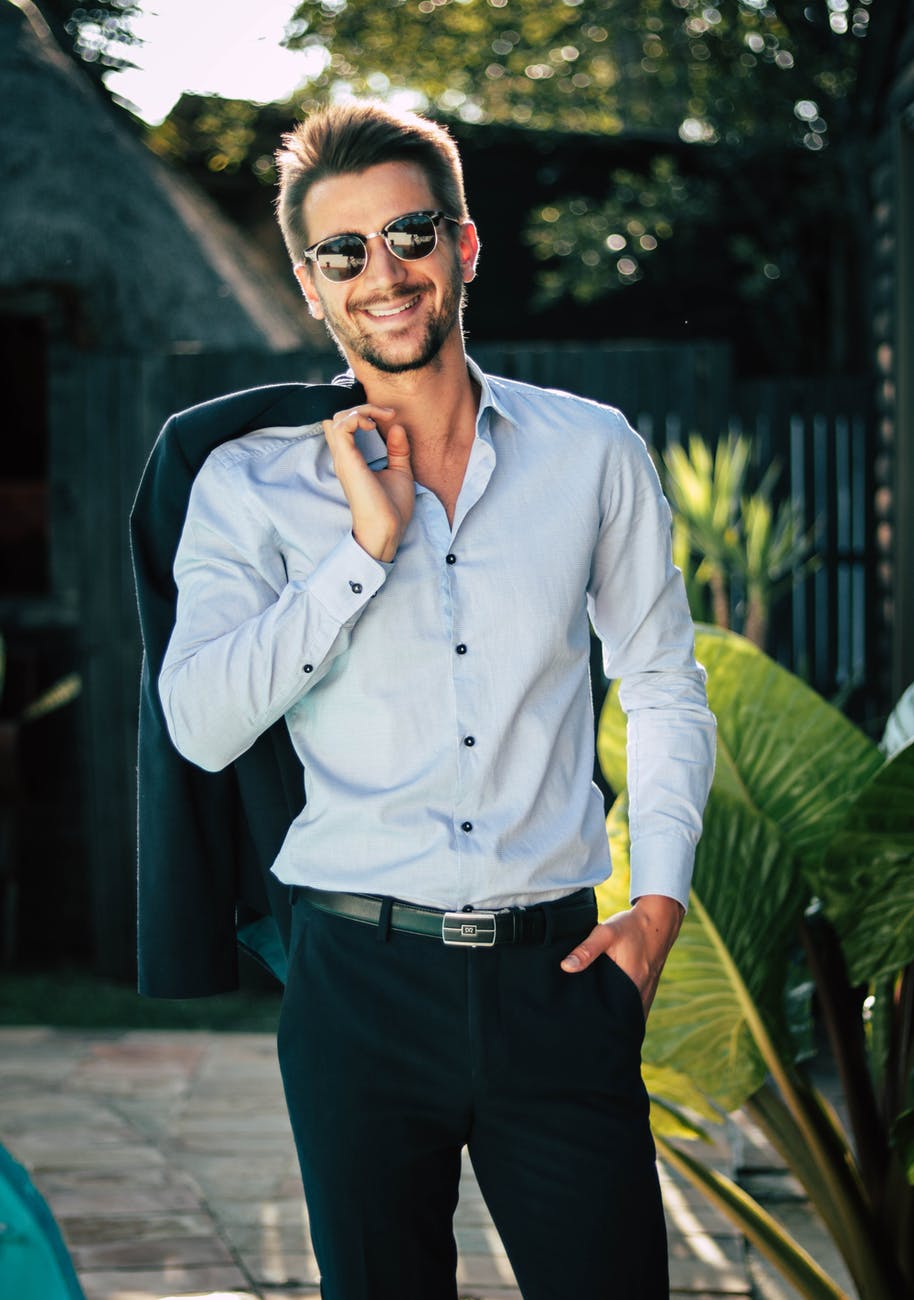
xmin=158 ymin=101 xmax=716 ymax=1299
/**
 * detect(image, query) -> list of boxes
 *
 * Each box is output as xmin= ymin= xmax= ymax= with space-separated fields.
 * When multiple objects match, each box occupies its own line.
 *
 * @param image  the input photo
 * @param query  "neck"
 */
xmin=350 ymin=335 xmax=478 ymax=459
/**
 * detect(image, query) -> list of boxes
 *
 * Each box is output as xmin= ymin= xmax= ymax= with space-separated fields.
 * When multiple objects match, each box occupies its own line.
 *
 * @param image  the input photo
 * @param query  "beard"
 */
xmin=315 ymin=258 xmax=466 ymax=376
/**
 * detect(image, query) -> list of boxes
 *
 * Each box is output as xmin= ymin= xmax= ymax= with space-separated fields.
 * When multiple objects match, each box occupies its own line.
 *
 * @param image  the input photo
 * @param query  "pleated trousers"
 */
xmin=277 ymin=890 xmax=669 ymax=1300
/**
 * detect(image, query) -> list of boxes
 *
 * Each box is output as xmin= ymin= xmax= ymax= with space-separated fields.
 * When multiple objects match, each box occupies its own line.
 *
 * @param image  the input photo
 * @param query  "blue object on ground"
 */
xmin=0 ymin=1144 xmax=85 ymax=1299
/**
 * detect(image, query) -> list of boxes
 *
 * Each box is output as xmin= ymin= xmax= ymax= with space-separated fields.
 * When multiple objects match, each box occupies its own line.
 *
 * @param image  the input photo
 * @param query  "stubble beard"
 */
xmin=318 ymin=264 xmax=466 ymax=376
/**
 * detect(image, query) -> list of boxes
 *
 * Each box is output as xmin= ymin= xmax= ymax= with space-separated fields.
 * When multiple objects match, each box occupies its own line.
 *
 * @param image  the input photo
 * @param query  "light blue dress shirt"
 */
xmin=159 ymin=360 xmax=716 ymax=911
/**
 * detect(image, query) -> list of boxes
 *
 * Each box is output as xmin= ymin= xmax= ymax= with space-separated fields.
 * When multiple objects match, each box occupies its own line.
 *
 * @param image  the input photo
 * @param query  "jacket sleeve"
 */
xmin=131 ymin=382 xmax=364 ymax=997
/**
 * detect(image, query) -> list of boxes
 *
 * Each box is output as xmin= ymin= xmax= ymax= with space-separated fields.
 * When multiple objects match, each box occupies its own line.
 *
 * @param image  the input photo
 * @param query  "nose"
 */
xmin=359 ymin=233 xmax=409 ymax=287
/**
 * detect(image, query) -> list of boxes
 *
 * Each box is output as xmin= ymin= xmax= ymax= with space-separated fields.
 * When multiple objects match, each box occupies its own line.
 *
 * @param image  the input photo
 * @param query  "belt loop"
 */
xmin=289 ymin=885 xmax=299 ymax=907
xmin=377 ymin=896 xmax=393 ymax=943
xmin=542 ymin=902 xmax=555 ymax=946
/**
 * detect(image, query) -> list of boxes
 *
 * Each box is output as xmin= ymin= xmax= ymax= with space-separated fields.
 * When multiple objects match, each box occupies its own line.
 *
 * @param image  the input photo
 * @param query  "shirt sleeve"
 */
xmin=587 ymin=418 xmax=717 ymax=910
xmin=158 ymin=450 xmax=390 ymax=772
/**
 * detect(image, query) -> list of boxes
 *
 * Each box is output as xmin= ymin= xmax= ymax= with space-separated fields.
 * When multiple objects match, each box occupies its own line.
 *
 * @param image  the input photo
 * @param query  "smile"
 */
xmin=363 ymin=295 xmax=421 ymax=319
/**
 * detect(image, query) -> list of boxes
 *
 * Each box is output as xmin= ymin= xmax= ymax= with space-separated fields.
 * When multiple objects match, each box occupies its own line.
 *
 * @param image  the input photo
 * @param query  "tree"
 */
xmin=282 ymin=0 xmax=875 ymax=372
xmin=287 ymin=0 xmax=870 ymax=144
xmin=27 ymin=0 xmax=142 ymax=92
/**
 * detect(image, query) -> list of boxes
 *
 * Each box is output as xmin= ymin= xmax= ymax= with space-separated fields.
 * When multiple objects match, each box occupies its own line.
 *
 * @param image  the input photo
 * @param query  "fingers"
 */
xmin=329 ymin=403 xmax=395 ymax=428
xmin=322 ymin=403 xmax=394 ymax=451
xmin=384 ymin=422 xmax=411 ymax=469
xmin=560 ymin=923 xmax=613 ymax=973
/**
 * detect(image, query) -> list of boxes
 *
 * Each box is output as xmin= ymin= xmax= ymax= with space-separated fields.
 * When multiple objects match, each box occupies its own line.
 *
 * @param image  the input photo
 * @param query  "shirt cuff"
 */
xmin=304 ymin=531 xmax=390 ymax=626
xmin=629 ymin=834 xmax=695 ymax=912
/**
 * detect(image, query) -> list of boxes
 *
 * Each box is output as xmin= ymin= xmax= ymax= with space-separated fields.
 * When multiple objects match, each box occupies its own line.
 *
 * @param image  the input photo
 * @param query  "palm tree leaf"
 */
xmin=597 ymin=626 xmax=882 ymax=873
xmin=818 ymin=739 xmax=914 ymax=983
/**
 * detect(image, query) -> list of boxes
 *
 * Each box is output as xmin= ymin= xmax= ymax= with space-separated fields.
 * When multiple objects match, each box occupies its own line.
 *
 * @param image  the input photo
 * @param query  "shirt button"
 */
xmin=445 ymin=553 xmax=457 ymax=565
xmin=455 ymin=643 xmax=467 ymax=655
xmin=349 ymin=581 xmax=363 ymax=593
xmin=461 ymin=821 xmax=473 ymax=833
xmin=303 ymin=664 xmax=313 ymax=673
xmin=463 ymin=736 xmax=475 ymax=747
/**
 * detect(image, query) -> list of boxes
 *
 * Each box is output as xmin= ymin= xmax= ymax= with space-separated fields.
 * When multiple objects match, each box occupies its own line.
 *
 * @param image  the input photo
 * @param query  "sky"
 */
xmin=106 ymin=0 xmax=327 ymax=124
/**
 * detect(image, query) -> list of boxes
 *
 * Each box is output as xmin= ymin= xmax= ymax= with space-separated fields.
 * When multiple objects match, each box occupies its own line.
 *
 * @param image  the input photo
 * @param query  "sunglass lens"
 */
xmin=316 ymin=234 xmax=367 ymax=282
xmin=385 ymin=214 xmax=438 ymax=260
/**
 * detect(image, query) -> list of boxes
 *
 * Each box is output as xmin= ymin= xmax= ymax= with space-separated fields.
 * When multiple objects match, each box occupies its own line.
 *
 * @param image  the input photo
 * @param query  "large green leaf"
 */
xmin=599 ymin=788 xmax=803 ymax=1113
xmin=891 ymin=1108 xmax=914 ymax=1186
xmin=819 ymin=740 xmax=914 ymax=983
xmin=597 ymin=625 xmax=881 ymax=873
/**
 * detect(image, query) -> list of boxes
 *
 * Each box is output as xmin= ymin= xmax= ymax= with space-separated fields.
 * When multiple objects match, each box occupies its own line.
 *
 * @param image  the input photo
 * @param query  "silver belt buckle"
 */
xmin=442 ymin=911 xmax=498 ymax=946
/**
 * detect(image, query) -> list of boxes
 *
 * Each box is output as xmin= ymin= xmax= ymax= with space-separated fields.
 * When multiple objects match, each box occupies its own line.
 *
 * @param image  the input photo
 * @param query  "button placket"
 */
xmin=446 ymin=533 xmax=479 ymax=867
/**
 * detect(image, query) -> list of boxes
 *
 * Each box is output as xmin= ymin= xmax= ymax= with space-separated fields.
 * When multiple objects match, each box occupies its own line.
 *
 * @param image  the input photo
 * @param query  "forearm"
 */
xmin=622 ymin=676 xmax=717 ymax=909
xmin=160 ymin=532 xmax=388 ymax=771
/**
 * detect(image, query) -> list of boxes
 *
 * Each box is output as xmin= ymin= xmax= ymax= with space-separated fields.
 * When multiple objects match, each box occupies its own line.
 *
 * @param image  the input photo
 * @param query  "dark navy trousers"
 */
xmin=277 ymin=892 xmax=669 ymax=1300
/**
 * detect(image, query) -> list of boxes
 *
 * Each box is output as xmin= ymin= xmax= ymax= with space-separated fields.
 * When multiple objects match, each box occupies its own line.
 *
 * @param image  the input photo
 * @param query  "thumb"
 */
xmin=385 ymin=422 xmax=412 ymax=471
xmin=560 ymin=924 xmax=609 ymax=973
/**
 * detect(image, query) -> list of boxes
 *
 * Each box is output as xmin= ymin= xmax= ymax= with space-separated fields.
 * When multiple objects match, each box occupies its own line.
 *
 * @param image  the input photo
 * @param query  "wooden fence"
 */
xmin=41 ymin=341 xmax=875 ymax=977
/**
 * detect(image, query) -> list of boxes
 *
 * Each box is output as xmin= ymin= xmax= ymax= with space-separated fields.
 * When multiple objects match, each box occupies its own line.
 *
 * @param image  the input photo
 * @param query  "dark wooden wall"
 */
xmin=867 ymin=15 xmax=914 ymax=702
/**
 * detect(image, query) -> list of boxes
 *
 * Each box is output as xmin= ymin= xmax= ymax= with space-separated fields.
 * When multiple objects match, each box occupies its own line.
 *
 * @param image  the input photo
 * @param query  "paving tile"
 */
xmin=454 ymin=1223 xmax=512 ymax=1255
xmin=36 ymin=1166 xmax=205 ymax=1218
xmin=76 ymin=1263 xmax=252 ymax=1299
xmin=61 ymin=1212 xmax=234 ymax=1270
xmin=206 ymin=1194 xmax=309 ymax=1229
xmin=243 ymin=1247 xmax=321 ymax=1286
xmin=4 ymin=1136 xmax=166 ymax=1173
xmin=661 ymin=1168 xmax=742 ymax=1238
xmin=71 ymin=1235 xmax=235 ymax=1272
xmin=738 ymin=1168 xmax=807 ymax=1202
xmin=262 ymin=1290 xmax=322 ymax=1299
xmin=457 ymin=1293 xmax=523 ymax=1300
xmin=669 ymin=1234 xmax=750 ymax=1293
xmin=174 ymin=1154 xmax=296 ymax=1202
xmin=456 ymin=1250 xmax=519 ymax=1288
xmin=220 ymin=1219 xmax=311 ymax=1253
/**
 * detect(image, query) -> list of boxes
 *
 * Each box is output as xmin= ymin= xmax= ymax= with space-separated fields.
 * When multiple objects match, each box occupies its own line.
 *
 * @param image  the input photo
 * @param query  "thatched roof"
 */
xmin=0 ymin=0 xmax=322 ymax=352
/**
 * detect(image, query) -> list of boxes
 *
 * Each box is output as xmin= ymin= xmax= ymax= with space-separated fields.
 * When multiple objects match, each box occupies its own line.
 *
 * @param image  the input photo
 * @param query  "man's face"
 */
xmin=294 ymin=161 xmax=478 ymax=376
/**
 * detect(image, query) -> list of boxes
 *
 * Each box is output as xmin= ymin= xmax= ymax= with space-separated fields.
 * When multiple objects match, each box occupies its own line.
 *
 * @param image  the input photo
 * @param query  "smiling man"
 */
xmin=157 ymin=101 xmax=716 ymax=1300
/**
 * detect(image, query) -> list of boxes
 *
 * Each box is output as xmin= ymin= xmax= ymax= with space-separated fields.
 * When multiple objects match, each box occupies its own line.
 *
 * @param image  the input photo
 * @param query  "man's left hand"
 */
xmin=560 ymin=895 xmax=685 ymax=1019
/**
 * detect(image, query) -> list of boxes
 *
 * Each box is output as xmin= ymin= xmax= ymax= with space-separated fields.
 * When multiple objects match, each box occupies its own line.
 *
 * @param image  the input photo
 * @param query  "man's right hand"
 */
xmin=322 ymin=405 xmax=414 ymax=563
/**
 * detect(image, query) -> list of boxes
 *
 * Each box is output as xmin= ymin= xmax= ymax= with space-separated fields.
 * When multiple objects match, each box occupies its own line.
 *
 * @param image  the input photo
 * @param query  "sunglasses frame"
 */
xmin=300 ymin=210 xmax=462 ymax=283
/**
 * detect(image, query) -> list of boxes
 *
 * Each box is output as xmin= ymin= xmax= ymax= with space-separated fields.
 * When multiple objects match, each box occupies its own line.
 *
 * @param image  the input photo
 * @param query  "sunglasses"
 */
xmin=301 ymin=210 xmax=461 ymax=283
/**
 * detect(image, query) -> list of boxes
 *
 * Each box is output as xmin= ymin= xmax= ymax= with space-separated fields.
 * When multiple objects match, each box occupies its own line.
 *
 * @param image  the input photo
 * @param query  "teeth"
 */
xmin=366 ymin=296 xmax=419 ymax=318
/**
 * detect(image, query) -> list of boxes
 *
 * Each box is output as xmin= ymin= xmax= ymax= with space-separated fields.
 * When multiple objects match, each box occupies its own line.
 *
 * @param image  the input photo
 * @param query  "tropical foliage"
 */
xmin=598 ymin=626 xmax=914 ymax=1298
xmin=661 ymin=433 xmax=818 ymax=648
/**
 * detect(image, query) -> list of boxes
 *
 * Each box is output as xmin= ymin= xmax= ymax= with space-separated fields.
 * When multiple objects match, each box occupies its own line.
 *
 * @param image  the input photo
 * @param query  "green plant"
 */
xmin=662 ymin=434 xmax=818 ymax=649
xmin=598 ymin=626 xmax=914 ymax=1299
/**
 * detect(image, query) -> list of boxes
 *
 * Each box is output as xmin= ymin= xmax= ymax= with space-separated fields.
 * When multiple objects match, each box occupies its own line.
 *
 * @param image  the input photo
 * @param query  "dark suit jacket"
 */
xmin=130 ymin=377 xmax=364 ymax=997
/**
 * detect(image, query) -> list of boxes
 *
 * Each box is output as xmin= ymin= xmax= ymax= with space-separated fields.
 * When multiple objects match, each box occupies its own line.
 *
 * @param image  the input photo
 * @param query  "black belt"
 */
xmin=296 ymin=886 xmax=596 ymax=947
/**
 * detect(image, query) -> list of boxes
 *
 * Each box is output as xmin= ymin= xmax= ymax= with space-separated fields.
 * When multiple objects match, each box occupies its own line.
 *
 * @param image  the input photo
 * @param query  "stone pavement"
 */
xmin=0 ymin=1027 xmax=853 ymax=1300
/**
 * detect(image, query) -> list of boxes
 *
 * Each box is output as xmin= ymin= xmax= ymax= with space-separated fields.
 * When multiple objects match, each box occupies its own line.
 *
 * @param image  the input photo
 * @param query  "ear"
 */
xmin=457 ymin=221 xmax=480 ymax=284
xmin=293 ymin=263 xmax=326 ymax=320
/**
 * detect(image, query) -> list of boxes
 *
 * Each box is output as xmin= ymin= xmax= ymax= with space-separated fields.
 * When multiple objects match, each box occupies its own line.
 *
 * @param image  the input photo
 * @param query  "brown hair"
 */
xmin=275 ymin=100 xmax=468 ymax=264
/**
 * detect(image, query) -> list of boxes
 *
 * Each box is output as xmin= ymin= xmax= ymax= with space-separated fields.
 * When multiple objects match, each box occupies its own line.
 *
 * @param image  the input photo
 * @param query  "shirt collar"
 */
xmin=467 ymin=356 xmax=517 ymax=435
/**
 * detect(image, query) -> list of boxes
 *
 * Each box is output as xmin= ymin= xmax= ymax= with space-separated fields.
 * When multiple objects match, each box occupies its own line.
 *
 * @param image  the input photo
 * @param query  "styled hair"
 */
xmin=275 ymin=100 xmax=468 ymax=264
